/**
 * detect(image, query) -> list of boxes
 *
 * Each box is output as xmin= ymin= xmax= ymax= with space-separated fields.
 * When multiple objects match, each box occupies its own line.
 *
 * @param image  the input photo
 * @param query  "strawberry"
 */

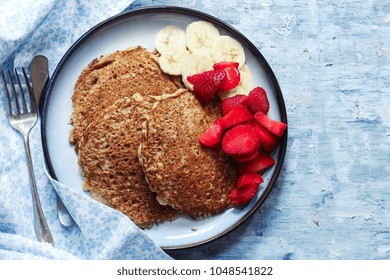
xmin=238 ymin=152 xmax=275 ymax=175
xmin=254 ymin=111 xmax=287 ymax=137
xmin=251 ymin=122 xmax=278 ymax=153
xmin=246 ymin=87 xmax=270 ymax=115
xmin=236 ymin=172 xmax=264 ymax=188
xmin=221 ymin=87 xmax=269 ymax=116
xmin=213 ymin=61 xmax=240 ymax=70
xmin=218 ymin=104 xmax=253 ymax=130
xmin=199 ymin=120 xmax=223 ymax=148
xmin=231 ymin=169 xmax=264 ymax=205
xmin=230 ymin=183 xmax=259 ymax=205
xmin=231 ymin=150 xmax=259 ymax=163
xmin=187 ymin=69 xmax=226 ymax=105
xmin=221 ymin=123 xmax=261 ymax=156
xmin=199 ymin=105 xmax=252 ymax=148
xmin=219 ymin=66 xmax=240 ymax=91
xmin=212 ymin=61 xmax=240 ymax=91
xmin=221 ymin=94 xmax=248 ymax=116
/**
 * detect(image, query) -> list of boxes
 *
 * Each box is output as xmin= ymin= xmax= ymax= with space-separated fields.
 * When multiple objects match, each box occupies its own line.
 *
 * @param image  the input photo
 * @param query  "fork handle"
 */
xmin=23 ymin=134 xmax=54 ymax=246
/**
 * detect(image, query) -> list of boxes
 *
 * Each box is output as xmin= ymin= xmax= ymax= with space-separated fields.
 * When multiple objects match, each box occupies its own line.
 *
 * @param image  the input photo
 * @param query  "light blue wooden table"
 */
xmin=128 ymin=0 xmax=390 ymax=260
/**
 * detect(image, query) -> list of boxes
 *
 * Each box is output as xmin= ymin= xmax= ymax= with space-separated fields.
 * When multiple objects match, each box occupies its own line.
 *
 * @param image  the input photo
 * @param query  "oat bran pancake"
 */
xmin=139 ymin=90 xmax=237 ymax=218
xmin=70 ymin=46 xmax=181 ymax=152
xmin=78 ymin=95 xmax=179 ymax=228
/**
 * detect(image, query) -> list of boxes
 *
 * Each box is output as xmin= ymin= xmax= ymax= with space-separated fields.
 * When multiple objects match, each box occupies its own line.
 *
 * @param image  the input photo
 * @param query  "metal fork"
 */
xmin=1 ymin=68 xmax=54 ymax=246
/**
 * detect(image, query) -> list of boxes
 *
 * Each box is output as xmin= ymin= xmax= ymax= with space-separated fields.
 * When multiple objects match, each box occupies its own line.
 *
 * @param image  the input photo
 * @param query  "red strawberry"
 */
xmin=219 ymin=66 xmax=240 ymax=91
xmin=251 ymin=122 xmax=278 ymax=153
xmin=221 ymin=94 xmax=248 ymax=116
xmin=230 ymin=183 xmax=259 ymax=205
xmin=221 ymin=123 xmax=261 ymax=156
xmin=236 ymin=172 xmax=264 ymax=188
xmin=218 ymin=105 xmax=253 ymax=130
xmin=238 ymin=152 xmax=275 ymax=175
xmin=212 ymin=61 xmax=240 ymax=91
xmin=254 ymin=111 xmax=287 ymax=137
xmin=199 ymin=121 xmax=223 ymax=148
xmin=232 ymin=166 xmax=264 ymax=206
xmin=187 ymin=69 xmax=226 ymax=105
xmin=213 ymin=61 xmax=240 ymax=70
xmin=231 ymin=150 xmax=259 ymax=163
xmin=246 ymin=87 xmax=270 ymax=115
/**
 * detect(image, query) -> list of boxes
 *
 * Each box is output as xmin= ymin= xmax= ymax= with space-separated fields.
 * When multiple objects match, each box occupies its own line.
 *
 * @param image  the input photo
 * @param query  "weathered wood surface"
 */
xmin=130 ymin=0 xmax=390 ymax=259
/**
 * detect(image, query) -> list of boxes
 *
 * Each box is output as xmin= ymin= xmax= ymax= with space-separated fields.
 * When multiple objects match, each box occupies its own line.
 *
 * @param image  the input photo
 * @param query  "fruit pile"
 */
xmin=155 ymin=21 xmax=287 ymax=206
xmin=154 ymin=21 xmax=253 ymax=98
xmin=187 ymin=62 xmax=287 ymax=205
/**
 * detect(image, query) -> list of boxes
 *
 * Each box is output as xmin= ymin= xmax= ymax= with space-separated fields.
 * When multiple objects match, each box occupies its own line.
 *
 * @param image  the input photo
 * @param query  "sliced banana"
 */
xmin=181 ymin=50 xmax=215 ymax=90
xmin=159 ymin=48 xmax=190 ymax=75
xmin=186 ymin=21 xmax=220 ymax=52
xmin=155 ymin=21 xmax=252 ymax=96
xmin=239 ymin=64 xmax=254 ymax=83
xmin=218 ymin=64 xmax=254 ymax=100
xmin=211 ymin=35 xmax=246 ymax=68
xmin=155 ymin=25 xmax=187 ymax=55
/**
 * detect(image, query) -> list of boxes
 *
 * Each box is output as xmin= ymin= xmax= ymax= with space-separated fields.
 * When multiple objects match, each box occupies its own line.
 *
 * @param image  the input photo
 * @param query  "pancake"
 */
xmin=78 ymin=94 xmax=179 ymax=228
xmin=139 ymin=90 xmax=237 ymax=218
xmin=70 ymin=46 xmax=181 ymax=152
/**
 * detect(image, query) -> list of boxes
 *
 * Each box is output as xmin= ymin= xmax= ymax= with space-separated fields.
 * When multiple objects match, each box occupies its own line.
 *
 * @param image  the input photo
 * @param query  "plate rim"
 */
xmin=41 ymin=5 xmax=288 ymax=250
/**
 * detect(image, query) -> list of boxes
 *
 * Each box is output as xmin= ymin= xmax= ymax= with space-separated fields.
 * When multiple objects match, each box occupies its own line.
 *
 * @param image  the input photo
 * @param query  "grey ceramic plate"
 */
xmin=42 ymin=6 xmax=287 ymax=250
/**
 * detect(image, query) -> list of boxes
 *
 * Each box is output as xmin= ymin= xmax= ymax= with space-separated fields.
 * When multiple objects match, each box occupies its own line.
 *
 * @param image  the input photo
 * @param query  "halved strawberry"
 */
xmin=238 ymin=152 xmax=275 ymax=175
xmin=199 ymin=120 xmax=223 ymax=148
xmin=221 ymin=94 xmax=248 ymax=116
xmin=254 ymin=111 xmax=287 ymax=137
xmin=218 ymin=105 xmax=253 ymax=130
xmin=187 ymin=69 xmax=226 ymax=105
xmin=219 ymin=66 xmax=240 ymax=91
xmin=221 ymin=123 xmax=261 ymax=156
xmin=246 ymin=87 xmax=270 ymax=115
xmin=213 ymin=61 xmax=240 ymax=91
xmin=231 ymin=150 xmax=259 ymax=163
xmin=213 ymin=61 xmax=240 ymax=70
xmin=236 ymin=172 xmax=264 ymax=188
xmin=230 ymin=183 xmax=259 ymax=205
xmin=251 ymin=122 xmax=278 ymax=153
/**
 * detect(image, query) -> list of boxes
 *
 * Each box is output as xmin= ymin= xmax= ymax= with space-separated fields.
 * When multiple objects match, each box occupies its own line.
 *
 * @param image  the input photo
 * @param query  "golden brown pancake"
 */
xmin=139 ymin=90 xmax=237 ymax=218
xmin=70 ymin=46 xmax=180 ymax=152
xmin=78 ymin=95 xmax=179 ymax=228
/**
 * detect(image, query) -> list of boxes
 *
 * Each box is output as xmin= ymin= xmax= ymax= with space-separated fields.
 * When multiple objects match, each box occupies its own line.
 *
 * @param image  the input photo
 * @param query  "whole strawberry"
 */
xmin=246 ymin=87 xmax=270 ymax=114
xmin=221 ymin=94 xmax=248 ymax=116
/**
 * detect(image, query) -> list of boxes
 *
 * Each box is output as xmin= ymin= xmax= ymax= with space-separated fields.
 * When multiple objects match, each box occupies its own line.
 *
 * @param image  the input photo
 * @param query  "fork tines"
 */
xmin=1 ymin=68 xmax=37 ymax=117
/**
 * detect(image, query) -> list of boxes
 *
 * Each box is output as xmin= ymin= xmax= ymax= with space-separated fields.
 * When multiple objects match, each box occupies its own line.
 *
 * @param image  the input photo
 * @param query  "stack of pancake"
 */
xmin=70 ymin=46 xmax=237 ymax=228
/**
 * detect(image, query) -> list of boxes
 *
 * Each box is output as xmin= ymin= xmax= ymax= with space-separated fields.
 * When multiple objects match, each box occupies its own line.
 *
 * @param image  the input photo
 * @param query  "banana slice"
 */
xmin=186 ymin=21 xmax=220 ymax=52
xmin=181 ymin=50 xmax=215 ymax=90
xmin=159 ymin=48 xmax=190 ymax=75
xmin=239 ymin=64 xmax=254 ymax=83
xmin=155 ymin=25 xmax=187 ymax=55
xmin=211 ymin=35 xmax=246 ymax=68
xmin=218 ymin=64 xmax=254 ymax=100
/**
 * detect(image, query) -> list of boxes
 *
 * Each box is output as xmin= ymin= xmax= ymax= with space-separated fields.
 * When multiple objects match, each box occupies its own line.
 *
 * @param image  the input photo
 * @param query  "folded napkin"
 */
xmin=0 ymin=0 xmax=171 ymax=260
